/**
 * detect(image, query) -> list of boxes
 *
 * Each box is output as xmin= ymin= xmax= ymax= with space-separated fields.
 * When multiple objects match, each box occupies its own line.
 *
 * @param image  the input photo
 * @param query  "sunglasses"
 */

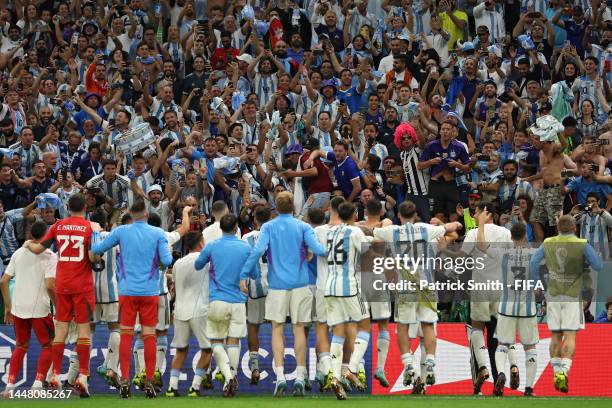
xmin=246 ymin=148 xmax=256 ymax=153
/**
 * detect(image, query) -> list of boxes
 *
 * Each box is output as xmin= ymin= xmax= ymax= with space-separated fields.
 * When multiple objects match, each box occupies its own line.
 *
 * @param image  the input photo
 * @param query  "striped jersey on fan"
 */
xmin=400 ymin=147 xmax=429 ymax=195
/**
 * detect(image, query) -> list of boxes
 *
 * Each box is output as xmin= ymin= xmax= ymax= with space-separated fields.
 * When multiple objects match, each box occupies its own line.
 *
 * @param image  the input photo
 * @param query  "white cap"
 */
xmin=147 ymin=184 xmax=163 ymax=196
xmin=236 ymin=54 xmax=254 ymax=64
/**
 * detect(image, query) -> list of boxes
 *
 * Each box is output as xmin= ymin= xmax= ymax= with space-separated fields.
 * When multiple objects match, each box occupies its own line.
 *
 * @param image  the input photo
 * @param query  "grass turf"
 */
xmin=3 ymin=394 xmax=611 ymax=407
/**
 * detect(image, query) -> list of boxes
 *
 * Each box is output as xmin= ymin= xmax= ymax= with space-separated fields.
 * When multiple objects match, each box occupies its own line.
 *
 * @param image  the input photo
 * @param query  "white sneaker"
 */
xmin=75 ymin=374 xmax=90 ymax=398
xmin=1 ymin=384 xmax=16 ymax=398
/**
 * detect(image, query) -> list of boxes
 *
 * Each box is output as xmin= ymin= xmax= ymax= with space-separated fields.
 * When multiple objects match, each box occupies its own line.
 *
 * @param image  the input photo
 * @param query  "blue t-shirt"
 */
xmin=566 ymin=176 xmax=612 ymax=207
xmin=325 ymin=151 xmax=361 ymax=199
xmin=419 ymin=139 xmax=470 ymax=178
xmin=564 ymin=19 xmax=587 ymax=57
xmin=337 ymin=85 xmax=363 ymax=114
xmin=73 ymin=107 xmax=106 ymax=134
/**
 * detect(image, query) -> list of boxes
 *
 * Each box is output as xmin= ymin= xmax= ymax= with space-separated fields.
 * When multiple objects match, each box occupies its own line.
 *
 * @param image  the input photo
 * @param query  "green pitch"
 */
xmin=4 ymin=395 xmax=611 ymax=408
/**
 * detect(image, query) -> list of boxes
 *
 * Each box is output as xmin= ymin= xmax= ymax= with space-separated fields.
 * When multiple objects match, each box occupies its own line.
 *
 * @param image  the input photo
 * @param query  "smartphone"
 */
xmin=560 ymin=169 xmax=574 ymax=177
xmin=512 ymin=200 xmax=521 ymax=208
xmin=108 ymin=118 xmax=116 ymax=128
xmin=591 ymin=164 xmax=600 ymax=172
xmin=528 ymin=12 xmax=539 ymax=19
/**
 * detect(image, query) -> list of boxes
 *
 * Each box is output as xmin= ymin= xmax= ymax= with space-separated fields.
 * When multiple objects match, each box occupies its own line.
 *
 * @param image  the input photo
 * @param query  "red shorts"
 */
xmin=13 ymin=314 xmax=55 ymax=345
xmin=55 ymin=292 xmax=95 ymax=324
xmin=119 ymin=296 xmax=159 ymax=328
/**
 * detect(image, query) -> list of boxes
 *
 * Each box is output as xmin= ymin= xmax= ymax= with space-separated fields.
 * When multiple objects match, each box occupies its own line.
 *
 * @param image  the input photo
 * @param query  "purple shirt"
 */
xmin=420 ymin=139 xmax=470 ymax=178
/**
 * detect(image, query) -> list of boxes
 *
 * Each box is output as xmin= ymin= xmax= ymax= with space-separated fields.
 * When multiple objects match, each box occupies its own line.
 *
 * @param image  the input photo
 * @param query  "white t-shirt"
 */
xmin=202 ymin=221 xmax=241 ymax=245
xmin=462 ymin=223 xmax=512 ymax=281
xmin=5 ymin=248 xmax=57 ymax=318
xmin=172 ymin=252 xmax=208 ymax=320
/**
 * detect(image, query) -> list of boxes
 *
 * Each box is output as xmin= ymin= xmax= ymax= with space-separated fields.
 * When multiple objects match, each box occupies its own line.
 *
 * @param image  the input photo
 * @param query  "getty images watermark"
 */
xmin=370 ymin=252 xmax=545 ymax=292
xmin=353 ymin=241 xmax=589 ymax=304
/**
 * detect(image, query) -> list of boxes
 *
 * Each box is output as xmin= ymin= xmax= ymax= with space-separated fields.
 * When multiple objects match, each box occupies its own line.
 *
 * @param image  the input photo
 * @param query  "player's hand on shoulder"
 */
xmin=90 ymin=221 xmax=103 ymax=232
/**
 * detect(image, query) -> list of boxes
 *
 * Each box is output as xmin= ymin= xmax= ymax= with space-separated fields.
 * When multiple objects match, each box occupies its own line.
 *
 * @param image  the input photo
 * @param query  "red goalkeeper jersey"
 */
xmin=42 ymin=216 xmax=94 ymax=294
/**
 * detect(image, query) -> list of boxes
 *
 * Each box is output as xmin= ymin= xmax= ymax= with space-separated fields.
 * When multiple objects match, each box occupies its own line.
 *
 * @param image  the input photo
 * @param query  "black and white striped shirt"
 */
xmin=86 ymin=174 xmax=131 ymax=209
xmin=400 ymin=147 xmax=429 ymax=196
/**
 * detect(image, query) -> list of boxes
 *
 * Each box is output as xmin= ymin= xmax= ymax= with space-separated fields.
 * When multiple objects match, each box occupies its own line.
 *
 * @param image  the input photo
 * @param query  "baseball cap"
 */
xmin=477 ymin=25 xmax=490 ymax=34
xmin=302 ymin=137 xmax=319 ymax=151
xmin=487 ymin=44 xmax=502 ymax=59
xmin=468 ymin=189 xmax=482 ymax=199
xmin=147 ymin=184 xmax=163 ymax=196
xmin=236 ymin=54 xmax=254 ymax=64
xmin=459 ymin=41 xmax=475 ymax=52
xmin=284 ymin=143 xmax=303 ymax=156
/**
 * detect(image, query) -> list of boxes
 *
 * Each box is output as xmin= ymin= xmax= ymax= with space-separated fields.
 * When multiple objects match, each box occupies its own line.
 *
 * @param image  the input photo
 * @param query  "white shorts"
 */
xmin=156 ymin=293 xmax=171 ymax=331
xmin=369 ymin=300 xmax=391 ymax=321
xmin=247 ymin=296 xmax=266 ymax=325
xmin=407 ymin=321 xmax=438 ymax=339
xmin=171 ymin=315 xmax=211 ymax=349
xmin=207 ymin=301 xmax=247 ymax=340
xmin=265 ymin=287 xmax=313 ymax=324
xmin=314 ymin=288 xmax=327 ymax=323
xmin=325 ymin=296 xmax=365 ymax=327
xmin=93 ymin=303 xmax=119 ymax=323
xmin=395 ymin=301 xmax=438 ymax=326
xmin=496 ymin=315 xmax=539 ymax=345
xmin=546 ymin=297 xmax=584 ymax=331
xmin=470 ymin=300 xmax=499 ymax=322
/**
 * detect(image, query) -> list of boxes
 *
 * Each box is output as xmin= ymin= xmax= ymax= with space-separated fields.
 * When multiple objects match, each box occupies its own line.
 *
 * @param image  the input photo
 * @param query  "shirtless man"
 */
xmin=530 ymin=139 xmax=577 ymax=241
xmin=596 ymin=120 xmax=612 ymax=159
xmin=569 ymin=137 xmax=606 ymax=176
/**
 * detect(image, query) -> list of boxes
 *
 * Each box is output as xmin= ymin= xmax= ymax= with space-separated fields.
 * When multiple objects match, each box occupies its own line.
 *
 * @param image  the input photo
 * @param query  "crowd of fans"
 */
xmin=0 ymin=0 xmax=611 ymax=321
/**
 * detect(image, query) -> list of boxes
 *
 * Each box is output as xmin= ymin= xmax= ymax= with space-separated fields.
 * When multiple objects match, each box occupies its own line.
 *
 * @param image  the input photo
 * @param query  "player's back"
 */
xmin=499 ymin=246 xmax=539 ymax=317
xmin=107 ymin=221 xmax=172 ymax=296
xmin=199 ymin=236 xmax=251 ymax=303
xmin=173 ymin=252 xmax=208 ymax=320
xmin=242 ymin=230 xmax=268 ymax=299
xmin=94 ymin=230 xmax=119 ymax=304
xmin=314 ymin=224 xmax=333 ymax=291
xmin=374 ymin=222 xmax=443 ymax=252
xmin=324 ymin=224 xmax=368 ymax=297
xmin=463 ymin=223 xmax=512 ymax=281
xmin=7 ymin=247 xmax=57 ymax=318
xmin=44 ymin=216 xmax=93 ymax=294
xmin=258 ymin=214 xmax=320 ymax=289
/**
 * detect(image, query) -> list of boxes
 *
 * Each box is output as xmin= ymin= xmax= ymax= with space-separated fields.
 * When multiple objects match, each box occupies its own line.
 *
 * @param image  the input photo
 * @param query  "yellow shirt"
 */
xmin=440 ymin=10 xmax=468 ymax=50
